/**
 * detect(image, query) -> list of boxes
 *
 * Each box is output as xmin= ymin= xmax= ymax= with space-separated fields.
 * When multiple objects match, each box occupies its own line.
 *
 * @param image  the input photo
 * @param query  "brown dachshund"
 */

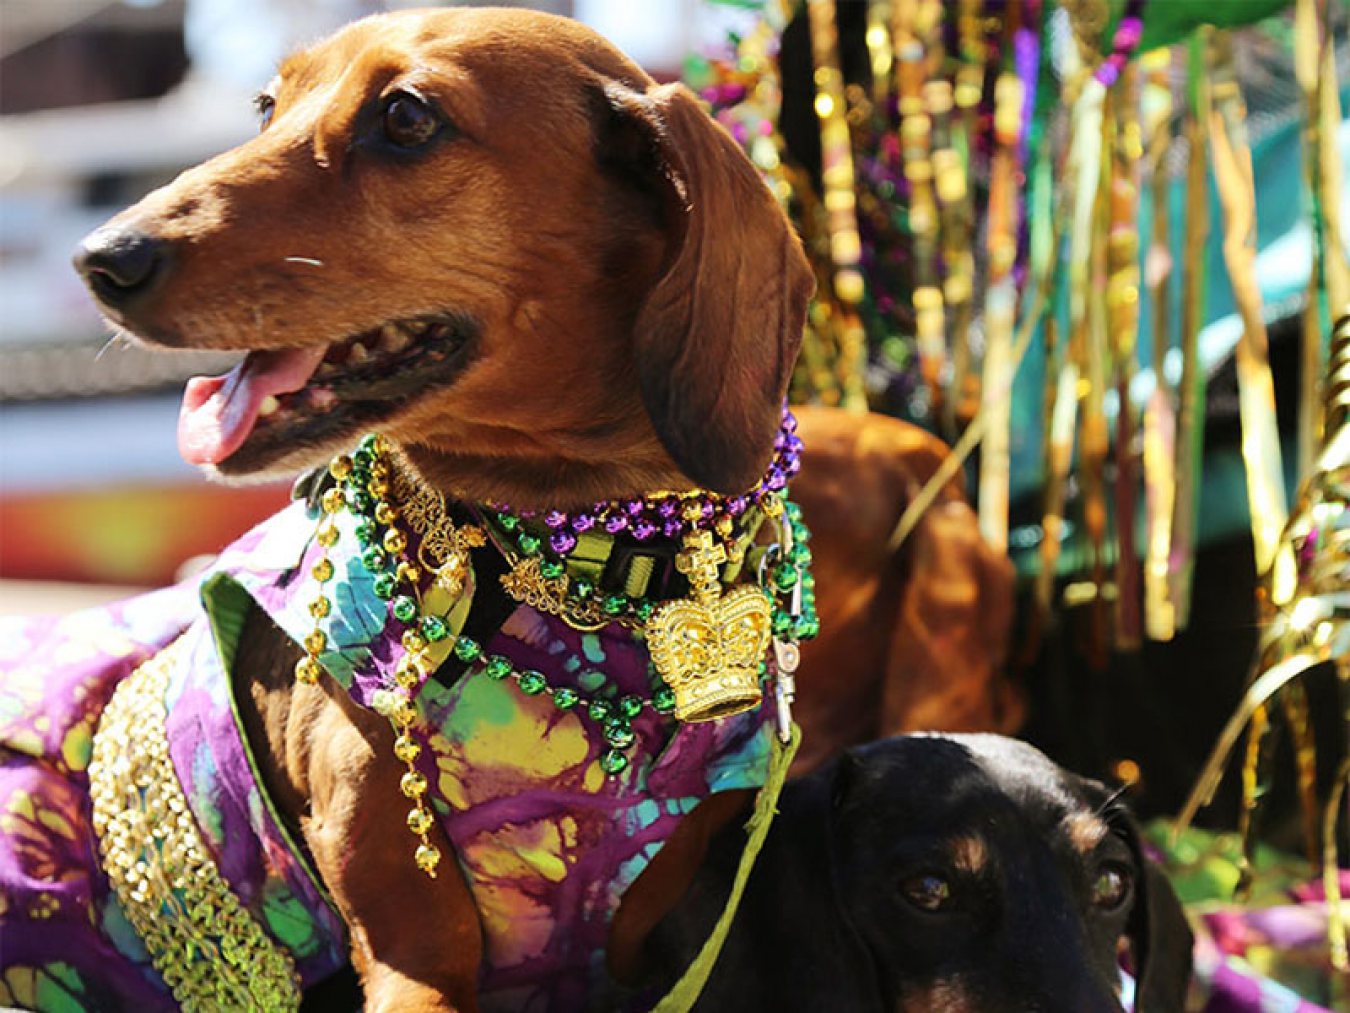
xmin=72 ymin=8 xmax=1015 ymax=1008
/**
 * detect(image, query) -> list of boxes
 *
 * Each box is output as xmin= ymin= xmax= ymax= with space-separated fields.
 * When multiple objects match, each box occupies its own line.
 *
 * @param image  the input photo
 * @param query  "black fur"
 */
xmin=645 ymin=733 xmax=1193 ymax=1012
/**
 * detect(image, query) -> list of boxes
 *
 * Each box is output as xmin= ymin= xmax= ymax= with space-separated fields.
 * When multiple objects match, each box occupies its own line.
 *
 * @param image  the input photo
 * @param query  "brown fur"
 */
xmin=76 ymin=9 xmax=1017 ymax=1007
xmin=787 ymin=407 xmax=1021 ymax=773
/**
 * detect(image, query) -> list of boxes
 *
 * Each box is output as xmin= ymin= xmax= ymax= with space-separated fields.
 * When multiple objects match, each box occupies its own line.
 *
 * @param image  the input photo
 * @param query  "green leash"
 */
xmin=651 ymin=723 xmax=801 ymax=1013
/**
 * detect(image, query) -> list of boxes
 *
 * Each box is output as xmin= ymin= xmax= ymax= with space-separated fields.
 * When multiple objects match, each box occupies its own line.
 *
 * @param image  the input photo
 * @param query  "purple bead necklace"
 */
xmin=495 ymin=406 xmax=804 ymax=557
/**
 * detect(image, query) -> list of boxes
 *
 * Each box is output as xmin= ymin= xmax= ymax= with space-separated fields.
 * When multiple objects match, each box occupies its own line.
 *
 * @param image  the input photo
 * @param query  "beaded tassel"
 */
xmin=892 ymin=0 xmax=947 ymax=406
xmin=807 ymin=0 xmax=868 ymax=409
xmin=947 ymin=0 xmax=986 ymax=426
xmin=298 ymin=479 xmax=343 ymax=684
xmin=302 ymin=434 xmax=449 ymax=877
xmin=1108 ymin=61 xmax=1143 ymax=650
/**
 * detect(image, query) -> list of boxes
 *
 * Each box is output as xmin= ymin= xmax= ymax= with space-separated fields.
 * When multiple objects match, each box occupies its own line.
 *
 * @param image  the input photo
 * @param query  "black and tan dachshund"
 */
xmin=647 ymin=733 xmax=1193 ymax=1012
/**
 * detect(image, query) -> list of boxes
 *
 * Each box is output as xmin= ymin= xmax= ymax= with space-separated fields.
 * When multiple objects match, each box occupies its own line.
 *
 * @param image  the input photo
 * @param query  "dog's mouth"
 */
xmin=177 ymin=313 xmax=474 ymax=469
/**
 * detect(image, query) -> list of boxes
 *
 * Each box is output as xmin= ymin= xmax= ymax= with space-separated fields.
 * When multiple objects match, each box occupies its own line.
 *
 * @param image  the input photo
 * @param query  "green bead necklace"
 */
xmin=301 ymin=434 xmax=820 ymax=876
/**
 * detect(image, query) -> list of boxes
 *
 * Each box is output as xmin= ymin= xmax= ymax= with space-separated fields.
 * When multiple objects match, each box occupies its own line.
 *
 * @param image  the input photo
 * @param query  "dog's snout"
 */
xmin=73 ymin=228 xmax=170 ymax=307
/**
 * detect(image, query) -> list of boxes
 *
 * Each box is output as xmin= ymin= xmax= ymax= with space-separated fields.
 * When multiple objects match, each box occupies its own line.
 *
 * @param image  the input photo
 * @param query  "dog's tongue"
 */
xmin=177 ymin=346 xmax=326 ymax=465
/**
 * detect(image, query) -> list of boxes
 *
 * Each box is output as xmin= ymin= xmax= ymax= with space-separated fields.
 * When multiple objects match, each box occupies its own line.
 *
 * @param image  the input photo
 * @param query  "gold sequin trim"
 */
xmin=88 ymin=635 xmax=303 ymax=1011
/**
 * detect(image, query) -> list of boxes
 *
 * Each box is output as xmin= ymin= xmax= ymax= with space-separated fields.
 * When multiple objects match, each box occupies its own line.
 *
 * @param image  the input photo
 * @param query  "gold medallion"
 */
xmin=646 ymin=530 xmax=770 ymax=722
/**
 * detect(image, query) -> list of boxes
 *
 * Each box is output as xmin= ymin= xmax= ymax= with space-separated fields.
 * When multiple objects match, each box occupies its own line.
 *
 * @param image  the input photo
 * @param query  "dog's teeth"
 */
xmin=350 ymin=341 xmax=369 ymax=363
xmin=383 ymin=327 xmax=412 ymax=353
xmin=259 ymin=395 xmax=281 ymax=417
xmin=310 ymin=387 xmax=338 ymax=410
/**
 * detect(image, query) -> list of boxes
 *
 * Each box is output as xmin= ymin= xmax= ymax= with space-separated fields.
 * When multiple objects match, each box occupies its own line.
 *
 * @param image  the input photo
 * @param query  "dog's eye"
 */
xmin=1091 ymin=863 xmax=1132 ymax=911
xmin=383 ymin=91 xmax=441 ymax=148
xmin=900 ymin=873 xmax=952 ymax=913
xmin=254 ymin=93 xmax=276 ymax=131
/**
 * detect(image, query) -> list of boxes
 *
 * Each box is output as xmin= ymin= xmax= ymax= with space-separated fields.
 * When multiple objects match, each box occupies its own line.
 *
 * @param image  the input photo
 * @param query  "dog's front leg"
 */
xmin=301 ymin=686 xmax=484 ymax=1013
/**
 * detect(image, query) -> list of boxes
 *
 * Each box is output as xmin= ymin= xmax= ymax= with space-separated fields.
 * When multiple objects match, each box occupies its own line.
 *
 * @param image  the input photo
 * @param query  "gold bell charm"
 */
xmin=645 ymin=530 xmax=770 ymax=722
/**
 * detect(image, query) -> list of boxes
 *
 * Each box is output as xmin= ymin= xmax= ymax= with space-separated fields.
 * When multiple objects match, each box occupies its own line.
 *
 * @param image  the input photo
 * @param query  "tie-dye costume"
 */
xmin=0 ymin=500 xmax=775 ymax=1012
xmin=0 ymin=577 xmax=347 ymax=1012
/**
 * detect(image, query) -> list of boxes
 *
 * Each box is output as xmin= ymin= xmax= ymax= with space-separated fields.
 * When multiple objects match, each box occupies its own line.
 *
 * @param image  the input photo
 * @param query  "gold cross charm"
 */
xmin=646 ymin=529 xmax=770 ymax=723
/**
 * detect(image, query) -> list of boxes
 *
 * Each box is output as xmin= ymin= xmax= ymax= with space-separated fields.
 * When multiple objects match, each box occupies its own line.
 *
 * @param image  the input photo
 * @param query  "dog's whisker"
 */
xmin=94 ymin=332 xmax=132 ymax=360
xmin=284 ymin=256 xmax=325 ymax=267
xmin=1094 ymin=782 xmax=1134 ymax=819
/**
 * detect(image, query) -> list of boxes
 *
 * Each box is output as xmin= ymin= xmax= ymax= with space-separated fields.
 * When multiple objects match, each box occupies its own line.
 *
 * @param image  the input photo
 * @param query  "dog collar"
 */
xmin=295 ymin=431 xmax=819 ymax=876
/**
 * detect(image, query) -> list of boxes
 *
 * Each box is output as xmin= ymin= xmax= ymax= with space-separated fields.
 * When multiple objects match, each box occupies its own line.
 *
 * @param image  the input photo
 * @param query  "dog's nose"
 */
xmin=73 ymin=228 xmax=169 ymax=307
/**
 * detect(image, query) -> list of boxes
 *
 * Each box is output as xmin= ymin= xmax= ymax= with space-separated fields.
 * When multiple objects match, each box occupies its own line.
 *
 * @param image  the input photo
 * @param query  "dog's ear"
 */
xmin=829 ymin=748 xmax=867 ymax=812
xmin=596 ymin=82 xmax=814 ymax=494
xmin=1116 ymin=816 xmax=1193 ymax=1012
xmin=1131 ymin=861 xmax=1193 ymax=1011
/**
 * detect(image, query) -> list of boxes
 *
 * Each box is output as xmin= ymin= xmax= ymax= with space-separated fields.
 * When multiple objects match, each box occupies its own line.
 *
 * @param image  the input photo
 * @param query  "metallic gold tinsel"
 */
xmin=1140 ymin=46 xmax=1178 ymax=643
xmin=1169 ymin=33 xmax=1211 ymax=633
xmin=976 ymin=5 xmax=1025 ymax=556
xmin=1179 ymin=310 xmax=1350 ymax=973
xmin=1207 ymin=29 xmax=1292 ymax=596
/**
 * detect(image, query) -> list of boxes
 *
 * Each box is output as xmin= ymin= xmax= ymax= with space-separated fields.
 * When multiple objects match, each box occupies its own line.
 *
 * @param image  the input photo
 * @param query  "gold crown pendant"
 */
xmin=645 ymin=530 xmax=772 ymax=722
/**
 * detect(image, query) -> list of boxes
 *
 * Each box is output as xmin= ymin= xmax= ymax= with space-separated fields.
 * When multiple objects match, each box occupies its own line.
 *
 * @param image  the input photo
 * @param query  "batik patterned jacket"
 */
xmin=0 ymin=501 xmax=774 ymax=1012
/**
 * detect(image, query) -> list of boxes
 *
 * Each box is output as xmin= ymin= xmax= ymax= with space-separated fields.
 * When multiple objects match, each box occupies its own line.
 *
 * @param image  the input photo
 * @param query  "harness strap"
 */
xmin=652 ymin=723 xmax=801 ymax=1013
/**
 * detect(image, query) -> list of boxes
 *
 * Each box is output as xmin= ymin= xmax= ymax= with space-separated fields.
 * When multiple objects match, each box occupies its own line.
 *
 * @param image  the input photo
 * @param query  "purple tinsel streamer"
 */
xmin=1014 ymin=1 xmax=1042 ymax=191
xmin=1095 ymin=0 xmax=1148 ymax=87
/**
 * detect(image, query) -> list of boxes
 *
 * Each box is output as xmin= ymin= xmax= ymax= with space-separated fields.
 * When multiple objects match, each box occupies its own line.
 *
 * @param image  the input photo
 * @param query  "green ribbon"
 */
xmin=651 ymin=723 xmax=801 ymax=1013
